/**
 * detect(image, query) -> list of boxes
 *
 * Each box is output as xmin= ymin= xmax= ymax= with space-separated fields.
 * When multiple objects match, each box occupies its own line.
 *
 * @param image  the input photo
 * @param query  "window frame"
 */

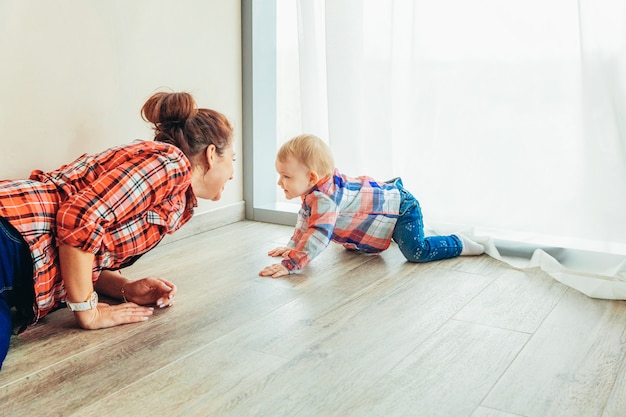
xmin=242 ymin=0 xmax=298 ymax=226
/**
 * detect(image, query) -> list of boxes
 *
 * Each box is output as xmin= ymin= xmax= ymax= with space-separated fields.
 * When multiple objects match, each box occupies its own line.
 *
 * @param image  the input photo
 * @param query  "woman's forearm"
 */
xmin=58 ymin=244 xmax=96 ymax=303
xmin=95 ymin=270 xmax=129 ymax=300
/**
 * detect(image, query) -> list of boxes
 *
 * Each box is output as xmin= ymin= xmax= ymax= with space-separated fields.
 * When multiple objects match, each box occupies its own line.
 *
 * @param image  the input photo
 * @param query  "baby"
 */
xmin=259 ymin=134 xmax=484 ymax=278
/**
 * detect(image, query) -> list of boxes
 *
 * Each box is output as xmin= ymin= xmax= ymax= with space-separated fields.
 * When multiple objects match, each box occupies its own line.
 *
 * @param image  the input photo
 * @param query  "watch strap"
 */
xmin=66 ymin=291 xmax=98 ymax=311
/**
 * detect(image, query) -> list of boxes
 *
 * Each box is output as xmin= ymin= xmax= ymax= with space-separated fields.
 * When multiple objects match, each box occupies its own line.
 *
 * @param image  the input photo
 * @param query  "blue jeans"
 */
xmin=0 ymin=217 xmax=32 ymax=370
xmin=391 ymin=181 xmax=462 ymax=262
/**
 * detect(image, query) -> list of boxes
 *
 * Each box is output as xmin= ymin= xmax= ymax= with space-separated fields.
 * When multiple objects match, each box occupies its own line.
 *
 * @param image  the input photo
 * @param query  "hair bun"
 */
xmin=142 ymin=90 xmax=234 ymax=163
xmin=141 ymin=92 xmax=198 ymax=126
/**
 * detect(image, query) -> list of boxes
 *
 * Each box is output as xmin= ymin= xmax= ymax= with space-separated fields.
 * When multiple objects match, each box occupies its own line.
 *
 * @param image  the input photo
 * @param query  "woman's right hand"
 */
xmin=73 ymin=302 xmax=154 ymax=330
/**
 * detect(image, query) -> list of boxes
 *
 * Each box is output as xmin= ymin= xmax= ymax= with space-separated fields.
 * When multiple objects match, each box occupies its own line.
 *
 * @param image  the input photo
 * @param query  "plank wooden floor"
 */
xmin=2 ymin=220 xmax=626 ymax=417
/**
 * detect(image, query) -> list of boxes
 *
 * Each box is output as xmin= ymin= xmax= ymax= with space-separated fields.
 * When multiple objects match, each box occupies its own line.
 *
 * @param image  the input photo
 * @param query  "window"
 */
xmin=242 ymin=0 xmax=297 ymax=225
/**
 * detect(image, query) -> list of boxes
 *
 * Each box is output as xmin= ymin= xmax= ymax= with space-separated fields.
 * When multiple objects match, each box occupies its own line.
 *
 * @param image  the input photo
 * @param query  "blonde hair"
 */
xmin=277 ymin=134 xmax=335 ymax=178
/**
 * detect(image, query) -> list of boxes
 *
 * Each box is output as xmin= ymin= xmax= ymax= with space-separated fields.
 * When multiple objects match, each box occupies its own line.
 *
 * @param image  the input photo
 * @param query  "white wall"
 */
xmin=0 ymin=0 xmax=243 ymax=214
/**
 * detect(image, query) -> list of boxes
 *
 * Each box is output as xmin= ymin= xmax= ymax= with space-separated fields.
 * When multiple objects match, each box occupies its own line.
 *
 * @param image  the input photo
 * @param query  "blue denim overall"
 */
xmin=0 ymin=217 xmax=33 ymax=370
xmin=391 ymin=179 xmax=462 ymax=262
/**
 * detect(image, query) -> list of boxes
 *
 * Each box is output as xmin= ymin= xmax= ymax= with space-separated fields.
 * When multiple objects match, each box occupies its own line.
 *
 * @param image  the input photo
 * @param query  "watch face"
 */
xmin=90 ymin=291 xmax=99 ymax=308
xmin=67 ymin=291 xmax=99 ymax=311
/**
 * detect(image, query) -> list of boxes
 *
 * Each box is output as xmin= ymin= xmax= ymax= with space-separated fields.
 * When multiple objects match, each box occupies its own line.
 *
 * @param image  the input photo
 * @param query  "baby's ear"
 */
xmin=308 ymin=170 xmax=320 ymax=185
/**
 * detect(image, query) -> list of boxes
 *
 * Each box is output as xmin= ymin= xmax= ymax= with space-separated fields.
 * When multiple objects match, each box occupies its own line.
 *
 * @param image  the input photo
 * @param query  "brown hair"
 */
xmin=141 ymin=91 xmax=233 ymax=168
xmin=277 ymin=134 xmax=335 ymax=178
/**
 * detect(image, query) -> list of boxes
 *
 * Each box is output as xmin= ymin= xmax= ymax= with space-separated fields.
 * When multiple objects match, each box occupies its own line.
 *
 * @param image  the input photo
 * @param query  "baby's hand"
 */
xmin=267 ymin=246 xmax=291 ymax=257
xmin=259 ymin=263 xmax=289 ymax=278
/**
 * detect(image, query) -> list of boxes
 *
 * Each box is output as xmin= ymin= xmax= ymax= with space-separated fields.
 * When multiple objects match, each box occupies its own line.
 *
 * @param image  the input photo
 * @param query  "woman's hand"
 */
xmin=259 ymin=263 xmax=289 ymax=278
xmin=73 ymin=303 xmax=154 ymax=330
xmin=124 ymin=277 xmax=177 ymax=308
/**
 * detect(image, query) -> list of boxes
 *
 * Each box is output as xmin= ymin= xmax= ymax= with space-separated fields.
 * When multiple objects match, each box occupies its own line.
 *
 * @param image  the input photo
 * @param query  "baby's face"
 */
xmin=276 ymin=155 xmax=317 ymax=199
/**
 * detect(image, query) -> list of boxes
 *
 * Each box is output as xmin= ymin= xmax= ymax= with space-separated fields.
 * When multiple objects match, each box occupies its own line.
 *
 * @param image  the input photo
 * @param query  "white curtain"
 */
xmin=287 ymin=0 xmax=626 ymax=298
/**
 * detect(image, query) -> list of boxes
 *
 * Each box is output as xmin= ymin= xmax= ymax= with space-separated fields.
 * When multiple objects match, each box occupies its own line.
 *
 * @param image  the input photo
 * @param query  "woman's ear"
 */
xmin=204 ymin=144 xmax=217 ymax=169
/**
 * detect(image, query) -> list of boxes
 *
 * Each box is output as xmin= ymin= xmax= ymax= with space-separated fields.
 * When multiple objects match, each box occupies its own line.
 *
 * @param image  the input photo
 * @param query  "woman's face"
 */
xmin=192 ymin=144 xmax=235 ymax=200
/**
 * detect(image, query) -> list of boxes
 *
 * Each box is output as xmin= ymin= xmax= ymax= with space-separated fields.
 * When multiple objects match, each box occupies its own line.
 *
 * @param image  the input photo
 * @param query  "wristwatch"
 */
xmin=66 ymin=291 xmax=99 ymax=311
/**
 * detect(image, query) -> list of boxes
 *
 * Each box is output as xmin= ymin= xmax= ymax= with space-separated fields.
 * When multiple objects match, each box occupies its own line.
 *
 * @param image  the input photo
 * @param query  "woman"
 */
xmin=0 ymin=91 xmax=235 ymax=369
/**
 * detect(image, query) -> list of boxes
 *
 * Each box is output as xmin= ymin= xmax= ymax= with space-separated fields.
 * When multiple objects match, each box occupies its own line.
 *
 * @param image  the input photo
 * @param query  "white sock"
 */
xmin=456 ymin=234 xmax=485 ymax=256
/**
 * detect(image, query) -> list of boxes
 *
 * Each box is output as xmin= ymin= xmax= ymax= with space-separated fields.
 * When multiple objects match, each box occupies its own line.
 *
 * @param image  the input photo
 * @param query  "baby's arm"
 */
xmin=260 ymin=193 xmax=338 ymax=277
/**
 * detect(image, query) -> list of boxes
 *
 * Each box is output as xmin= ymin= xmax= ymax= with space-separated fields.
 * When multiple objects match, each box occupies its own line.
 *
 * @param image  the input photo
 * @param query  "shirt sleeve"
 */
xmin=282 ymin=191 xmax=339 ymax=272
xmin=56 ymin=147 xmax=191 ymax=253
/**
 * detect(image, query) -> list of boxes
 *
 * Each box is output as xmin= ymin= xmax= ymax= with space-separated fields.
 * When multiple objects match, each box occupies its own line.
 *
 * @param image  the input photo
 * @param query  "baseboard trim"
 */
xmin=160 ymin=201 xmax=246 ymax=246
